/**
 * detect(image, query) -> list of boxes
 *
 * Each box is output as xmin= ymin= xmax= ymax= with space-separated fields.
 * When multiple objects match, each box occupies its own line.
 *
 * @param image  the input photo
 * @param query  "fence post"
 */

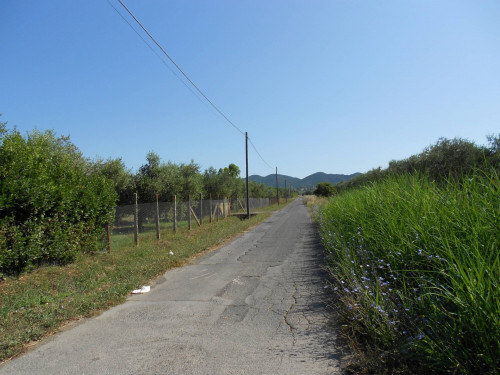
xmin=223 ymin=198 xmax=226 ymax=219
xmin=134 ymin=192 xmax=139 ymax=246
xmin=173 ymin=195 xmax=177 ymax=233
xmin=188 ymin=195 xmax=192 ymax=230
xmin=155 ymin=194 xmax=160 ymax=240
xmin=199 ymin=192 xmax=203 ymax=225
xmin=106 ymin=221 xmax=111 ymax=253
xmin=209 ymin=194 xmax=213 ymax=223
xmin=217 ymin=196 xmax=220 ymax=222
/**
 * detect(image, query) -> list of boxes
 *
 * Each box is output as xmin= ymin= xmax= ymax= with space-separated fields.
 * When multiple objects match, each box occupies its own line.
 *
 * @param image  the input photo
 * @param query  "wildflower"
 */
xmin=418 ymin=249 xmax=423 ymax=256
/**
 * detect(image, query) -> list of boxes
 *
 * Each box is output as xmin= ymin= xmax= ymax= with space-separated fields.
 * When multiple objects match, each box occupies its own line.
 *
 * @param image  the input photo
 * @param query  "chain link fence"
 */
xmin=110 ymin=196 xmax=271 ymax=238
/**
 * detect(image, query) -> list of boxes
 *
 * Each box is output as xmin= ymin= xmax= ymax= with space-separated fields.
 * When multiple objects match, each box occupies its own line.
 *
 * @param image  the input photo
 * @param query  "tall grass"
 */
xmin=318 ymin=170 xmax=499 ymax=374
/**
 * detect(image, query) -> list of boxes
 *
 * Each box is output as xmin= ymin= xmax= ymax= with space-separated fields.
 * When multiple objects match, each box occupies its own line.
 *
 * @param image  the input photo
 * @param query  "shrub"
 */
xmin=335 ymin=136 xmax=499 ymax=194
xmin=0 ymin=127 xmax=117 ymax=276
xmin=314 ymin=182 xmax=336 ymax=197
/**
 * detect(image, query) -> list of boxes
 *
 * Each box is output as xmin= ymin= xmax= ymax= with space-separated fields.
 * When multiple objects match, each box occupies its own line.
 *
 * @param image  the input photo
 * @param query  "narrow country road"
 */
xmin=0 ymin=199 xmax=343 ymax=374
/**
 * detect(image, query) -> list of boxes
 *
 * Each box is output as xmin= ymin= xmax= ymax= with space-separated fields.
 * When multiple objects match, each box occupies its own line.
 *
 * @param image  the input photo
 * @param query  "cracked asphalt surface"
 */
xmin=0 ymin=198 xmax=343 ymax=374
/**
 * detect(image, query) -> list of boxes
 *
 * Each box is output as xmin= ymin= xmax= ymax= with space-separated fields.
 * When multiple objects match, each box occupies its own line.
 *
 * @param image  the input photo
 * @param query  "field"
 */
xmin=315 ymin=171 xmax=499 ymax=374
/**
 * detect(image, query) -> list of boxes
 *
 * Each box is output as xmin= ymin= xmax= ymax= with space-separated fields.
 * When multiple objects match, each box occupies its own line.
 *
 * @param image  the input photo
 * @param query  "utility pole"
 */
xmin=245 ymin=132 xmax=250 ymax=219
xmin=275 ymin=167 xmax=279 ymax=206
xmin=285 ymin=177 xmax=287 ymax=203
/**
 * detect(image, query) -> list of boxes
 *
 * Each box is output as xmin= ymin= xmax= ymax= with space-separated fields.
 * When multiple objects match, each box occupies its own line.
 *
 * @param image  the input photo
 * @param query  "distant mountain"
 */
xmin=249 ymin=172 xmax=360 ymax=191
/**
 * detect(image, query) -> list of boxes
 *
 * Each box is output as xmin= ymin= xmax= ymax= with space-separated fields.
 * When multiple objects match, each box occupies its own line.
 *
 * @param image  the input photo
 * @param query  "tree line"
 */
xmin=0 ymin=120 xmax=283 ymax=276
xmin=98 ymin=151 xmax=286 ymax=206
xmin=313 ymin=135 xmax=500 ymax=197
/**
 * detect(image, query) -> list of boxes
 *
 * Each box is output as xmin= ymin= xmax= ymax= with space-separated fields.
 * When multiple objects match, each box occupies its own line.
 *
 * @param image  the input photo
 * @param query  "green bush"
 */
xmin=335 ymin=136 xmax=499 ymax=194
xmin=314 ymin=182 xmax=336 ymax=197
xmin=0 ymin=126 xmax=117 ymax=276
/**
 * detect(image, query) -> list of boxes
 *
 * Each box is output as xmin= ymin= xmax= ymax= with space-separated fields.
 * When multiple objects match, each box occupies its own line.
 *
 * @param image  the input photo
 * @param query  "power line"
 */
xmin=115 ymin=0 xmax=245 ymax=136
xmin=110 ymin=1 xmax=275 ymax=172
xmin=248 ymin=136 xmax=273 ymax=169
xmin=106 ymin=0 xmax=206 ymax=106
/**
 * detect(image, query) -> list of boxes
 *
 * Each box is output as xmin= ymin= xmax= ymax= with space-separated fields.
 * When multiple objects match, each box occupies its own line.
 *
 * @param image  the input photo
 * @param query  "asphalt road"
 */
xmin=0 ymin=199 xmax=342 ymax=374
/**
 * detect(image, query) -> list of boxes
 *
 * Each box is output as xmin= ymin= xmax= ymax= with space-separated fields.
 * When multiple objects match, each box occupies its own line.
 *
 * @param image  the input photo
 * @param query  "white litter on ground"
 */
xmin=169 ymin=251 xmax=174 ymax=255
xmin=131 ymin=285 xmax=151 ymax=294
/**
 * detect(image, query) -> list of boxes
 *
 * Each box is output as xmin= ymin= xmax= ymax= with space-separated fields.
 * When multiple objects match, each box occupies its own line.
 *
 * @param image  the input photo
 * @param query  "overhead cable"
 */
xmin=106 ymin=0 xmax=206 ymax=105
xmin=248 ymin=137 xmax=273 ymax=169
xmin=115 ymin=0 xmax=245 ymax=136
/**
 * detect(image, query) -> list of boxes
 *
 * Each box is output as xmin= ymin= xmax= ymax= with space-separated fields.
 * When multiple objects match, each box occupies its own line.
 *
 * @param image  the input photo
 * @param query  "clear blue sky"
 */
xmin=1 ymin=1 xmax=499 ymax=179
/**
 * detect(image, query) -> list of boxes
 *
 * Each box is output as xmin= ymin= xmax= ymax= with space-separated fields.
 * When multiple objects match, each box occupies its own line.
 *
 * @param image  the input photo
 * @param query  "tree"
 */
xmin=96 ymin=158 xmax=134 ymax=205
xmin=135 ymin=151 xmax=167 ymax=203
xmin=314 ymin=182 xmax=336 ymax=197
xmin=179 ymin=160 xmax=203 ymax=200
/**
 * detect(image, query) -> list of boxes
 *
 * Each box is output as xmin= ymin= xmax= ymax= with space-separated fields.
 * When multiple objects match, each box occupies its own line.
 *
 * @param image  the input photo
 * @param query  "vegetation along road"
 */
xmin=0 ymin=199 xmax=342 ymax=374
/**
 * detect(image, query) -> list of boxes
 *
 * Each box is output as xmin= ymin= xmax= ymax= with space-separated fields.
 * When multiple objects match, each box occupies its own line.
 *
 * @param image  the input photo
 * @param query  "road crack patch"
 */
xmin=283 ymin=283 xmax=297 ymax=333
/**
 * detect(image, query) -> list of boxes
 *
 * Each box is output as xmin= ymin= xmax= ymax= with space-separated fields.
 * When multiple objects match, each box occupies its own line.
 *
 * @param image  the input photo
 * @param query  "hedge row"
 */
xmin=0 ymin=125 xmax=117 ymax=276
xmin=334 ymin=136 xmax=500 ymax=193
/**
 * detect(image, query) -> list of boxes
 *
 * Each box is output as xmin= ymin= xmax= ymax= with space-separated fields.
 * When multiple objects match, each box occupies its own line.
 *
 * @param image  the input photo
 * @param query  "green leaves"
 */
xmin=314 ymin=182 xmax=336 ymax=197
xmin=0 ymin=128 xmax=117 ymax=276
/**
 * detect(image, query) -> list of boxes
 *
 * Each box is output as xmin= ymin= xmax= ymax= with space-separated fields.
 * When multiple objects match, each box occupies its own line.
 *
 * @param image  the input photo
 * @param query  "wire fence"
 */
xmin=107 ymin=195 xmax=271 ymax=248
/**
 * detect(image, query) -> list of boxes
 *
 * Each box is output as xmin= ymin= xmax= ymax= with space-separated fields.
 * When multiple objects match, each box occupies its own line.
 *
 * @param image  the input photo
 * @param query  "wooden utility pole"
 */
xmin=275 ymin=167 xmax=279 ymax=206
xmin=245 ymin=132 xmax=250 ymax=219
xmin=285 ymin=178 xmax=287 ymax=203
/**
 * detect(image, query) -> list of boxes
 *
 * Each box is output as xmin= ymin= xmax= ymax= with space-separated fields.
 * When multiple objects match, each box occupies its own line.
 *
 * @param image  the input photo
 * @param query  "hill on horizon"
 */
xmin=249 ymin=172 xmax=360 ymax=191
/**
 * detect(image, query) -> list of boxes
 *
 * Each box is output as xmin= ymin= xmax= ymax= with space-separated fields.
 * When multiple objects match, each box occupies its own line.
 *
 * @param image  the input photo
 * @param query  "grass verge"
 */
xmin=0 ymin=204 xmax=283 ymax=362
xmin=316 ymin=171 xmax=499 ymax=374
